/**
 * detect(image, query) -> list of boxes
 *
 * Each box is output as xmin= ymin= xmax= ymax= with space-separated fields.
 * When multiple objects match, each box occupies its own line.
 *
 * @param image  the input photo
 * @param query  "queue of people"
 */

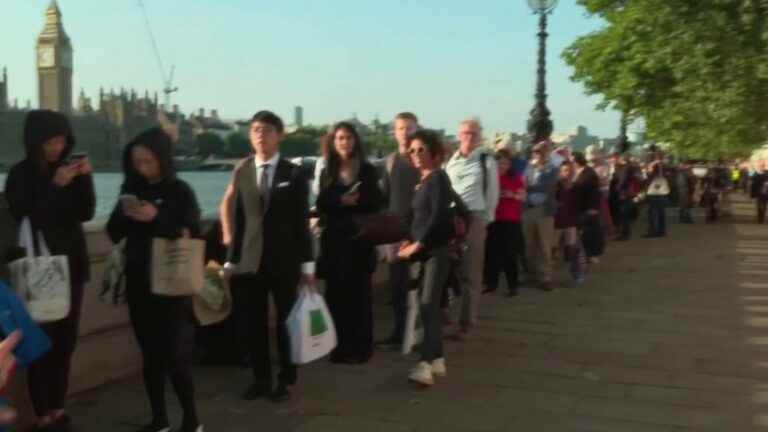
xmin=2 ymin=108 xmax=753 ymax=432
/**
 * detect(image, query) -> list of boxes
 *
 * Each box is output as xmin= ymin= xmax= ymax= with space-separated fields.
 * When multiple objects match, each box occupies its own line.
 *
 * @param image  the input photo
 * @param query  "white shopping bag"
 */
xmin=287 ymin=286 xmax=337 ymax=365
xmin=151 ymin=238 xmax=205 ymax=297
xmin=8 ymin=218 xmax=71 ymax=323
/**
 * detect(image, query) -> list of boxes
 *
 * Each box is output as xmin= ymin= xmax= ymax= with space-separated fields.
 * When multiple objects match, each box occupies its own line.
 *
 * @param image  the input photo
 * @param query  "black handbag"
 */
xmin=351 ymin=211 xmax=409 ymax=245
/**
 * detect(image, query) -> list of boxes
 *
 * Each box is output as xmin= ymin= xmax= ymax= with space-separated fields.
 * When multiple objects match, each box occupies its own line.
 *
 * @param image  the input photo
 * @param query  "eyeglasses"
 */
xmin=409 ymin=147 xmax=427 ymax=155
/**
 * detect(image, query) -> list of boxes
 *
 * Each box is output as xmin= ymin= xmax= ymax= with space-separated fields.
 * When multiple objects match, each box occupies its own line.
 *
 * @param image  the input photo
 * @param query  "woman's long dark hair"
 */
xmin=120 ymin=127 xmax=177 ymax=191
xmin=320 ymin=121 xmax=365 ymax=188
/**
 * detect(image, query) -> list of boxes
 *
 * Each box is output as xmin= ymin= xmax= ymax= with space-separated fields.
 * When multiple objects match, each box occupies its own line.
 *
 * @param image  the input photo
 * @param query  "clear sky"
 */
xmin=4 ymin=0 xmax=622 ymax=138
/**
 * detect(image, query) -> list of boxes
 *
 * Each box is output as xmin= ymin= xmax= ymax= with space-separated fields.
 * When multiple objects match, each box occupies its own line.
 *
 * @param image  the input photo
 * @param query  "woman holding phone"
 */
xmin=106 ymin=128 xmax=203 ymax=432
xmin=316 ymin=122 xmax=384 ymax=364
xmin=397 ymin=130 xmax=454 ymax=387
xmin=4 ymin=110 xmax=95 ymax=432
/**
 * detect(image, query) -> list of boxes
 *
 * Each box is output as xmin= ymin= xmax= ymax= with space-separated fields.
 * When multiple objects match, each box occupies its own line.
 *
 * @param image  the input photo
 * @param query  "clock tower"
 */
xmin=37 ymin=0 xmax=73 ymax=114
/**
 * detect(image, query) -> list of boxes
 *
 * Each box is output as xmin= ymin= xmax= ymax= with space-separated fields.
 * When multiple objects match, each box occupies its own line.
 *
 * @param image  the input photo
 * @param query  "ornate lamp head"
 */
xmin=527 ymin=0 xmax=558 ymax=14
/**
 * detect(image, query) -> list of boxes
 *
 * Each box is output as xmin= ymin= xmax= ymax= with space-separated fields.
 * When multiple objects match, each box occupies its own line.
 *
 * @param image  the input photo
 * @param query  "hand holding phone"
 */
xmin=346 ymin=181 xmax=362 ymax=195
xmin=69 ymin=152 xmax=88 ymax=162
xmin=120 ymin=194 xmax=142 ymax=213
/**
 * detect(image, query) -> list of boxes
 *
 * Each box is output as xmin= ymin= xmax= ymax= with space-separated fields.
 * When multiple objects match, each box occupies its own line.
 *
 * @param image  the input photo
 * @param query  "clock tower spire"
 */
xmin=37 ymin=0 xmax=73 ymax=114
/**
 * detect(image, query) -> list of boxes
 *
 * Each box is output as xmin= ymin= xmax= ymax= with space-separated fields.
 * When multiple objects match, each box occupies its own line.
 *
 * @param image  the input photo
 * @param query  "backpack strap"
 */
xmin=480 ymin=152 xmax=489 ymax=197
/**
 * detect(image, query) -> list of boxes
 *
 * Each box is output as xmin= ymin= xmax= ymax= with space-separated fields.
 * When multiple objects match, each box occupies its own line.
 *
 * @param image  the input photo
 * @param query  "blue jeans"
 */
xmin=647 ymin=196 xmax=668 ymax=236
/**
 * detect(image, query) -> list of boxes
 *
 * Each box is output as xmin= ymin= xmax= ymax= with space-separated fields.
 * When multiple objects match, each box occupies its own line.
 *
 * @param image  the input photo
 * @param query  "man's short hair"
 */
xmin=395 ymin=112 xmax=419 ymax=124
xmin=460 ymin=117 xmax=483 ymax=130
xmin=251 ymin=110 xmax=284 ymax=134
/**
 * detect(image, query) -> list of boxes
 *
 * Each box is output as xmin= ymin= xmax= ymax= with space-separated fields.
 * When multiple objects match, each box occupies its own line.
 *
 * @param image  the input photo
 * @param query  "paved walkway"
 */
xmin=69 ymin=194 xmax=768 ymax=431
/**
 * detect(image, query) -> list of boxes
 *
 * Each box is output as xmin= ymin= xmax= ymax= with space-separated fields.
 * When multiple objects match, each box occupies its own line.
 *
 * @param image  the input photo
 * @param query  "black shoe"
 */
xmin=375 ymin=337 xmax=402 ymax=351
xmin=269 ymin=384 xmax=291 ymax=403
xmin=241 ymin=383 xmax=271 ymax=401
xmin=538 ymin=282 xmax=553 ymax=292
xmin=482 ymin=287 xmax=497 ymax=295
xmin=134 ymin=421 xmax=171 ymax=432
xmin=53 ymin=414 xmax=77 ymax=432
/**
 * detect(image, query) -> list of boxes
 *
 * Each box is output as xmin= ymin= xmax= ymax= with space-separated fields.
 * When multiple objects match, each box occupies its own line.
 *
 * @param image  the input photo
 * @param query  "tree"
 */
xmin=281 ymin=127 xmax=325 ymax=157
xmin=563 ymin=0 xmax=768 ymax=158
xmin=194 ymin=132 xmax=225 ymax=159
xmin=224 ymin=133 xmax=252 ymax=158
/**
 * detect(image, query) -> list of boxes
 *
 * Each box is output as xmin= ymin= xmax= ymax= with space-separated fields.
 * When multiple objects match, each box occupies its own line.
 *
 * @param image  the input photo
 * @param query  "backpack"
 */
xmin=449 ymin=188 xmax=472 ymax=241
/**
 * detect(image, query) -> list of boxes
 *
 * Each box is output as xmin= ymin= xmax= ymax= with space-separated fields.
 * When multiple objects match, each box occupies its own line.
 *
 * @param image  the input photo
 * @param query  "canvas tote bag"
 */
xmin=151 ymin=238 xmax=205 ymax=297
xmin=8 ymin=218 xmax=71 ymax=323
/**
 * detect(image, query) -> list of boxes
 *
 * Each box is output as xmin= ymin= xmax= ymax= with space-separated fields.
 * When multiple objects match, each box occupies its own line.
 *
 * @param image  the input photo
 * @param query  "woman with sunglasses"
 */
xmin=398 ymin=130 xmax=454 ymax=387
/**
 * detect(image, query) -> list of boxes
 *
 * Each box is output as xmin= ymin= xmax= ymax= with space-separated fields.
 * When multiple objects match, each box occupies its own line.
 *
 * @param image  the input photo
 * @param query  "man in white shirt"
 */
xmin=445 ymin=118 xmax=499 ymax=339
xmin=219 ymin=111 xmax=314 ymax=403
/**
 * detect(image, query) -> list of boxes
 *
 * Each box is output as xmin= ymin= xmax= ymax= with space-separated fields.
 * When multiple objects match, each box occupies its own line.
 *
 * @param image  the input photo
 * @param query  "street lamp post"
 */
xmin=526 ymin=0 xmax=558 ymax=145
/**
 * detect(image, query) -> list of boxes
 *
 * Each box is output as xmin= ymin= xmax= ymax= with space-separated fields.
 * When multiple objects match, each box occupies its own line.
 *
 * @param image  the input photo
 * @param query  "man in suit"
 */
xmin=220 ymin=110 xmax=314 ymax=403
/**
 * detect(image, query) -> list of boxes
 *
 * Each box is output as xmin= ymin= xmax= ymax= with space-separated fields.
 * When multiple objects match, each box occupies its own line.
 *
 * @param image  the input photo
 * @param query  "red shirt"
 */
xmin=496 ymin=173 xmax=525 ymax=222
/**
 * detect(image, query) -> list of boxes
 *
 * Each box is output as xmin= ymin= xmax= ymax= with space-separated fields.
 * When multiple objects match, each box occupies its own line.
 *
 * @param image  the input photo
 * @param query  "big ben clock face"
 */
xmin=38 ymin=46 xmax=55 ymax=68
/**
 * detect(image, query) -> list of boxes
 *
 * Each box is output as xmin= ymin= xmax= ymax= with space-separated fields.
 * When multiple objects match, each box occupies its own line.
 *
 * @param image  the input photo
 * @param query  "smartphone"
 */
xmin=67 ymin=152 xmax=88 ymax=164
xmin=347 ymin=181 xmax=362 ymax=194
xmin=119 ymin=194 xmax=142 ymax=211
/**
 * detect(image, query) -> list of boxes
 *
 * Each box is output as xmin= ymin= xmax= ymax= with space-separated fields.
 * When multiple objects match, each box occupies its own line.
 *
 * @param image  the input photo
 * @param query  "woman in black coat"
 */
xmin=572 ymin=152 xmax=604 ymax=261
xmin=4 ymin=110 xmax=95 ymax=432
xmin=316 ymin=122 xmax=385 ymax=364
xmin=106 ymin=128 xmax=203 ymax=432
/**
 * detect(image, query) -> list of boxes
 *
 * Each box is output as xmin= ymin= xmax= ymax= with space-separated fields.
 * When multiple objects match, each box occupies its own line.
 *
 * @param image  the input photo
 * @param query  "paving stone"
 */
xmin=65 ymin=196 xmax=768 ymax=431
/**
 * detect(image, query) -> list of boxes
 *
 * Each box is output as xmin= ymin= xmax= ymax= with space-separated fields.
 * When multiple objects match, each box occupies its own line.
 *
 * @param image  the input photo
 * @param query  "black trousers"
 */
xmin=613 ymin=199 xmax=634 ymax=238
xmin=388 ymin=261 xmax=410 ymax=342
xmin=128 ymin=287 xmax=197 ymax=426
xmin=230 ymin=271 xmax=298 ymax=388
xmin=758 ymin=197 xmax=767 ymax=223
xmin=325 ymin=267 xmax=374 ymax=362
xmin=484 ymin=221 xmax=522 ymax=293
xmin=580 ymin=215 xmax=605 ymax=258
xmin=27 ymin=282 xmax=84 ymax=417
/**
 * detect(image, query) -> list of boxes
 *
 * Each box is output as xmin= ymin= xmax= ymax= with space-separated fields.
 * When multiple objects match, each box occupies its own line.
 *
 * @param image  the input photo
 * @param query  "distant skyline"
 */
xmin=4 ymin=0 xmax=625 ymax=137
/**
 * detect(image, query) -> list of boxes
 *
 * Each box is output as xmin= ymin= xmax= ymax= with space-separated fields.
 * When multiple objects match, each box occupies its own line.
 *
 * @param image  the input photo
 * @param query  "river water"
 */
xmin=0 ymin=172 xmax=236 ymax=221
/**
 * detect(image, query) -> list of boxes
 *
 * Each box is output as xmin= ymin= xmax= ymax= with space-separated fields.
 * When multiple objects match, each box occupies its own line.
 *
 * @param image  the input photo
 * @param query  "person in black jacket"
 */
xmin=572 ymin=152 xmax=604 ymax=262
xmin=219 ymin=111 xmax=314 ymax=403
xmin=316 ymin=122 xmax=385 ymax=365
xmin=4 ymin=109 xmax=95 ymax=432
xmin=106 ymin=128 xmax=203 ymax=432
xmin=751 ymin=161 xmax=768 ymax=224
xmin=397 ymin=130 xmax=453 ymax=387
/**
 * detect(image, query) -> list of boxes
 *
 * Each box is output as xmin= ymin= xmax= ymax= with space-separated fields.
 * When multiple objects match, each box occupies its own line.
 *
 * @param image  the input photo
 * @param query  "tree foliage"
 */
xmin=563 ymin=0 xmax=768 ymax=158
xmin=194 ymin=132 xmax=226 ymax=159
xmin=223 ymin=133 xmax=251 ymax=158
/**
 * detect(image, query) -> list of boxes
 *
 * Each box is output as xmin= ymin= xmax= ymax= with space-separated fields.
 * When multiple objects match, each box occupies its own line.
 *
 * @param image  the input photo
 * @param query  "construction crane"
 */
xmin=137 ymin=0 xmax=178 ymax=112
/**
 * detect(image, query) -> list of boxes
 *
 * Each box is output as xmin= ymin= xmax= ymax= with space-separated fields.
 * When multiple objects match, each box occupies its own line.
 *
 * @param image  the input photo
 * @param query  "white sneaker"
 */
xmin=431 ymin=358 xmax=447 ymax=377
xmin=408 ymin=361 xmax=434 ymax=386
